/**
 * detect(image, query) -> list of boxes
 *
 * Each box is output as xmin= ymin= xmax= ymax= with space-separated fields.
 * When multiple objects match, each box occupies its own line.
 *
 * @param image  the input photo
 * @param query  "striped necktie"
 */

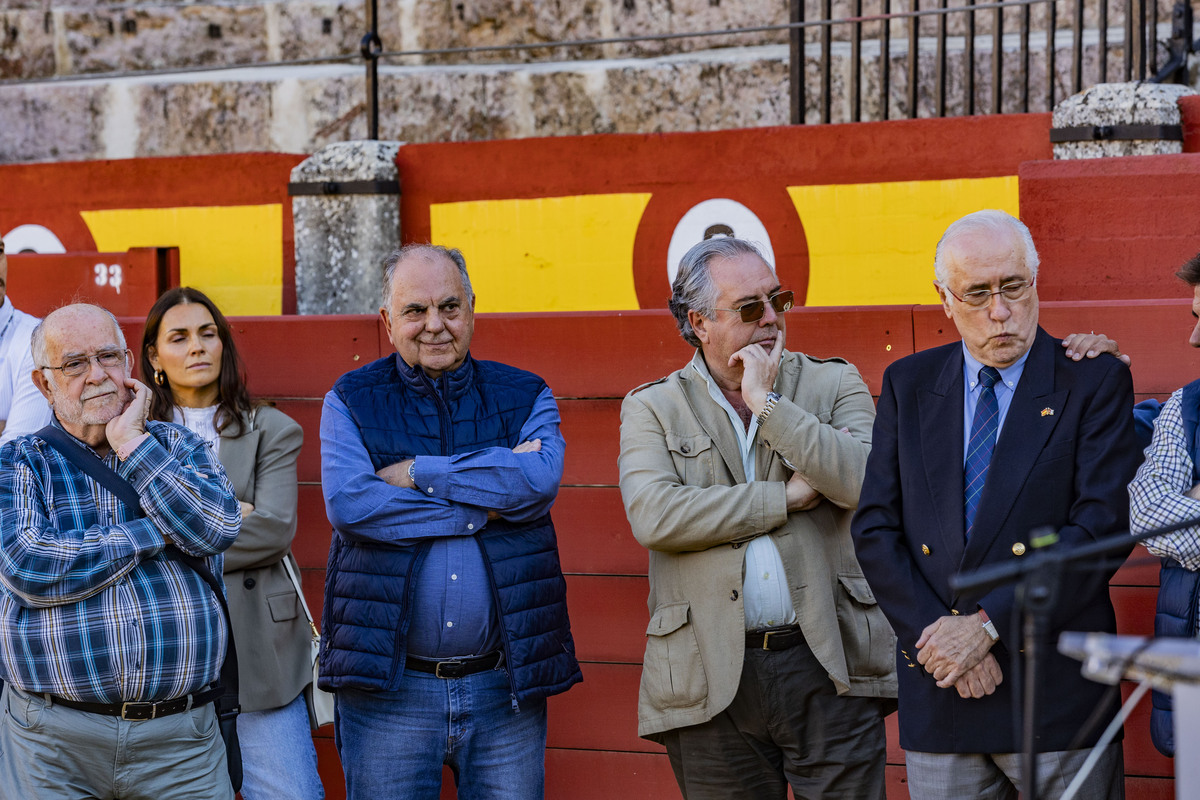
xmin=964 ymin=366 xmax=1001 ymax=538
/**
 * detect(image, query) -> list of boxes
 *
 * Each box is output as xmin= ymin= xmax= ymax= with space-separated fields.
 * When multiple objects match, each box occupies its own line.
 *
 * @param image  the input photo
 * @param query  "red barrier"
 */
xmin=111 ymin=304 xmax=1186 ymax=800
xmin=8 ymin=247 xmax=179 ymax=318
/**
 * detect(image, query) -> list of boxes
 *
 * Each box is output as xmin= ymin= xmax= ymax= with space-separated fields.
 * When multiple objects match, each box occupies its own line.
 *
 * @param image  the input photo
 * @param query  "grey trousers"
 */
xmin=0 ymin=683 xmax=234 ymax=800
xmin=660 ymin=636 xmax=890 ymax=800
xmin=905 ymin=743 xmax=1125 ymax=800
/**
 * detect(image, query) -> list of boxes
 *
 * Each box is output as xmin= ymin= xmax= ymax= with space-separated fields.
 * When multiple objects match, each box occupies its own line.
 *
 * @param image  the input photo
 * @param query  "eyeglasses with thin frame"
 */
xmin=942 ymin=279 xmax=1035 ymax=308
xmin=714 ymin=290 xmax=795 ymax=323
xmin=40 ymin=349 xmax=129 ymax=378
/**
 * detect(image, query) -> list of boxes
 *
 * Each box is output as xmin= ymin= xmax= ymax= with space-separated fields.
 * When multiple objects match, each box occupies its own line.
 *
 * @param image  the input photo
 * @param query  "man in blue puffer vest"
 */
xmin=319 ymin=244 xmax=581 ymax=799
xmin=1130 ymin=250 xmax=1200 ymax=759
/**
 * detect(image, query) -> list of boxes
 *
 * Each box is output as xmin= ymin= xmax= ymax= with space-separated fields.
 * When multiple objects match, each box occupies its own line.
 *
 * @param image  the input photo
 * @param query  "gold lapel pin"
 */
xmin=1040 ymin=408 xmax=1054 ymax=417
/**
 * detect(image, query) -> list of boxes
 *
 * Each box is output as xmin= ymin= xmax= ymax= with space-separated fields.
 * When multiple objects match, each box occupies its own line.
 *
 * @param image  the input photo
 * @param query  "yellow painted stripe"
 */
xmin=788 ymin=177 xmax=1019 ymax=306
xmin=430 ymin=194 xmax=650 ymax=313
xmin=81 ymin=205 xmax=284 ymax=316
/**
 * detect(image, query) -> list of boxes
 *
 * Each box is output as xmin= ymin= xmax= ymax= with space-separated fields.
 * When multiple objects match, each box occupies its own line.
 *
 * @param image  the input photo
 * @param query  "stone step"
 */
xmin=0 ymin=20 xmax=1185 ymax=162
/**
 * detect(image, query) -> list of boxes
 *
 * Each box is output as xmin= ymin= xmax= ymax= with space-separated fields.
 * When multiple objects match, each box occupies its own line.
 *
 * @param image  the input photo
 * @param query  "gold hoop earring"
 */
xmin=154 ymin=370 xmax=165 ymax=386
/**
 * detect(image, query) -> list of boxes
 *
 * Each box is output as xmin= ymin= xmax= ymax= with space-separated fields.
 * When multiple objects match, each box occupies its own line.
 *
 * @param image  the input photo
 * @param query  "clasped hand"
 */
xmin=916 ymin=613 xmax=1003 ymax=699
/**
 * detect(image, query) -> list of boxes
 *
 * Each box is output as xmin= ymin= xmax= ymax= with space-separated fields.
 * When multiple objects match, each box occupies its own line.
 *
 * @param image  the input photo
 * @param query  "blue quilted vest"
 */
xmin=1140 ymin=379 xmax=1200 ymax=757
xmin=319 ymin=353 xmax=581 ymax=707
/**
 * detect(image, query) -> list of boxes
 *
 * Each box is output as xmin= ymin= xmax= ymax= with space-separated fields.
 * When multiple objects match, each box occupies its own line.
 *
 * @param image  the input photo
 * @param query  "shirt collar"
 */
xmin=961 ymin=342 xmax=1030 ymax=393
xmin=0 ymin=296 xmax=14 ymax=330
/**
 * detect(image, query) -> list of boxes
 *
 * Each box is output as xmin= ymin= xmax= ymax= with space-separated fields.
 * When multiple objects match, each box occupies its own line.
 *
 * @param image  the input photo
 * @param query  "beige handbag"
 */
xmin=282 ymin=554 xmax=336 ymax=728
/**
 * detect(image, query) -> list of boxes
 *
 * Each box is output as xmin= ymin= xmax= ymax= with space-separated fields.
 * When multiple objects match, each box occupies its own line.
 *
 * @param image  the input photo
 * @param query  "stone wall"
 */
xmin=0 ymin=0 xmax=1191 ymax=162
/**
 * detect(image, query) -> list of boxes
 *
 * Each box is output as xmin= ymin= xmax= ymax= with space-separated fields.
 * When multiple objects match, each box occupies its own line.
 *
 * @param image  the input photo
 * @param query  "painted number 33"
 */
xmin=93 ymin=263 xmax=123 ymax=294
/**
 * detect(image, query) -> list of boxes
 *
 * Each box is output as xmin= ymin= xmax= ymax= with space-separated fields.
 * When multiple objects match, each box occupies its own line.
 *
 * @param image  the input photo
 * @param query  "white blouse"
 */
xmin=172 ymin=404 xmax=221 ymax=457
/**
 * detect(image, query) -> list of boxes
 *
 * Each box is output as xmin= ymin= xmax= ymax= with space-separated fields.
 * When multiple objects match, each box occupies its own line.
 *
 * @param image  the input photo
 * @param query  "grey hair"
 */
xmin=31 ymin=304 xmax=127 ymax=372
xmin=382 ymin=244 xmax=474 ymax=313
xmin=934 ymin=209 xmax=1040 ymax=286
xmin=669 ymin=237 xmax=773 ymax=348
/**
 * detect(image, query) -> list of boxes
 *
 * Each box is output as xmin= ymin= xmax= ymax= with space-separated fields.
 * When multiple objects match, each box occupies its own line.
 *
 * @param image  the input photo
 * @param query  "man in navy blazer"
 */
xmin=851 ymin=210 xmax=1141 ymax=799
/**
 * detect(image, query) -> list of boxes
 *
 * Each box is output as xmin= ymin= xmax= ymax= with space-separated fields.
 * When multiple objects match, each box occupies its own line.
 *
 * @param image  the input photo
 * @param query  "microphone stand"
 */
xmin=949 ymin=514 xmax=1200 ymax=800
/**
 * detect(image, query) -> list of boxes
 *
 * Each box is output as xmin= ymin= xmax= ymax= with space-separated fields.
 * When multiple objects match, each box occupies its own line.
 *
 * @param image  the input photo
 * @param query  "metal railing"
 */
xmin=4 ymin=0 xmax=1195 ymax=135
xmin=787 ymin=0 xmax=1198 ymax=124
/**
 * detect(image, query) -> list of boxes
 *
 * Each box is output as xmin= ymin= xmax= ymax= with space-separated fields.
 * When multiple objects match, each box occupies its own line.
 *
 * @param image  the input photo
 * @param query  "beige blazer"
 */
xmin=218 ymin=405 xmax=312 ymax=713
xmin=618 ymin=350 xmax=897 ymax=740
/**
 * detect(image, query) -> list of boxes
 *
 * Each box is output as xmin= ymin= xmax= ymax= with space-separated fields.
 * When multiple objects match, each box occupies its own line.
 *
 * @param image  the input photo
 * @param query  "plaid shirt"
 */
xmin=0 ymin=420 xmax=240 ymax=703
xmin=1130 ymin=388 xmax=1200 ymax=569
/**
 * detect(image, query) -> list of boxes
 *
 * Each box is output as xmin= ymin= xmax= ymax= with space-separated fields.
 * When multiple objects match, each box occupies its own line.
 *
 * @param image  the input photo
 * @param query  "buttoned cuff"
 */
xmin=411 ymin=455 xmax=451 ymax=497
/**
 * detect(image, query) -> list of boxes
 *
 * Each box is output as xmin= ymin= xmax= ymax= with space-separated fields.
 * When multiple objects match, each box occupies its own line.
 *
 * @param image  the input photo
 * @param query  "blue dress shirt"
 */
xmin=961 ymin=344 xmax=1030 ymax=467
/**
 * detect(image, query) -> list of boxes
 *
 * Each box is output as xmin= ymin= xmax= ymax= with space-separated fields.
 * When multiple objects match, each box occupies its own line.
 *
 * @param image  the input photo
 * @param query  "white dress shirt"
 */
xmin=0 ymin=296 xmax=51 ymax=446
xmin=691 ymin=358 xmax=797 ymax=631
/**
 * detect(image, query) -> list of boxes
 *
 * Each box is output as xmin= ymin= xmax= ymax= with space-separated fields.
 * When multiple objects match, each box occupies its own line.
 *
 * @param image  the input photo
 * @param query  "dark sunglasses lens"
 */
xmin=738 ymin=300 xmax=766 ymax=323
xmin=771 ymin=291 xmax=795 ymax=313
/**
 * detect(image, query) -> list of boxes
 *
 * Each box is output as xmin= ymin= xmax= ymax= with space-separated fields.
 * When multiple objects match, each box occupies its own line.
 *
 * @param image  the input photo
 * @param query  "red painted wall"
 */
xmin=397 ymin=115 xmax=1055 ymax=312
xmin=0 ymin=153 xmax=303 ymax=312
xmin=161 ymin=301 xmax=1187 ymax=800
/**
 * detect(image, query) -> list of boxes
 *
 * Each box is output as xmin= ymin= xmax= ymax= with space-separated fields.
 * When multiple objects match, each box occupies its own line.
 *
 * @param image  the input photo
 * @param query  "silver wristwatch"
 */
xmin=757 ymin=392 xmax=782 ymax=425
xmin=408 ymin=459 xmax=417 ymax=485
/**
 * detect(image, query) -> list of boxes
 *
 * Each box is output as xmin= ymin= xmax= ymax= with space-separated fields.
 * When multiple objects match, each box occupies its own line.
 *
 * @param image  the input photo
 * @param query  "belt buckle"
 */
xmin=761 ymin=630 xmax=775 ymax=651
xmin=121 ymin=701 xmax=153 ymax=720
xmin=434 ymin=660 xmax=463 ymax=679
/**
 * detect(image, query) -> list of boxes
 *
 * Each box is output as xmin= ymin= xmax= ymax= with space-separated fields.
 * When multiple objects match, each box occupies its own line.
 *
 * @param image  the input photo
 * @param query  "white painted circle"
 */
xmin=2 ymin=224 xmax=67 ymax=255
xmin=666 ymin=199 xmax=775 ymax=286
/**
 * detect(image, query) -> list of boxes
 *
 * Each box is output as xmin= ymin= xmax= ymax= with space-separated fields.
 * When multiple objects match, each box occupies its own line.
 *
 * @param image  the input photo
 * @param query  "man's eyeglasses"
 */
xmin=942 ymin=279 xmax=1034 ymax=308
xmin=715 ymin=290 xmax=795 ymax=323
xmin=41 ymin=349 xmax=129 ymax=378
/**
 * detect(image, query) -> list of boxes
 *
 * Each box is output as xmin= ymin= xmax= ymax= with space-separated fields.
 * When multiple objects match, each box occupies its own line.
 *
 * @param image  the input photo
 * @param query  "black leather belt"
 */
xmin=746 ymin=625 xmax=804 ymax=652
xmin=46 ymin=685 xmax=223 ymax=721
xmin=406 ymin=650 xmax=503 ymax=679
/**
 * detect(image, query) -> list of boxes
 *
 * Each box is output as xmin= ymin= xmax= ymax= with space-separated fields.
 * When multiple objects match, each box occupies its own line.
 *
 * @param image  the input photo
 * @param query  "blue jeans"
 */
xmin=335 ymin=665 xmax=547 ymax=800
xmin=237 ymin=691 xmax=325 ymax=800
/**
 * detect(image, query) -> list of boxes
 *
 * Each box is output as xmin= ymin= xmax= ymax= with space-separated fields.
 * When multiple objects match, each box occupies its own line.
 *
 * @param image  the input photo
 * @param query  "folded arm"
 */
xmin=223 ymin=410 xmax=303 ymax=572
xmin=1130 ymin=389 xmax=1200 ymax=568
xmin=618 ymin=391 xmax=788 ymax=553
xmin=756 ymin=363 xmax=874 ymax=510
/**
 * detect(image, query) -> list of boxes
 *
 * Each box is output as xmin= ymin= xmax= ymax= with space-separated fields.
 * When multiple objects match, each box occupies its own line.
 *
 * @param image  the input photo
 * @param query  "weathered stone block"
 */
xmin=1053 ymin=80 xmax=1196 ymax=158
xmin=291 ymin=140 xmax=401 ymax=314
xmin=274 ymin=1 xmax=365 ymax=62
xmin=136 ymin=79 xmax=275 ymax=155
xmin=0 ymin=83 xmax=104 ymax=162
xmin=0 ymin=10 xmax=57 ymax=79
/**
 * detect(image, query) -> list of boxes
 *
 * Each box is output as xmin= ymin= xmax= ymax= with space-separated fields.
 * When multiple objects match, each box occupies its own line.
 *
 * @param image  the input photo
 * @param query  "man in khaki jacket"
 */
xmin=618 ymin=237 xmax=897 ymax=800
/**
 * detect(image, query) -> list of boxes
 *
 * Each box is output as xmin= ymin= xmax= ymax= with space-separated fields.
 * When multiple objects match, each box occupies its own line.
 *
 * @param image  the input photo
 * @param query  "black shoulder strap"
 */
xmin=33 ymin=426 xmax=242 ymax=782
xmin=36 ymin=426 xmax=142 ymax=512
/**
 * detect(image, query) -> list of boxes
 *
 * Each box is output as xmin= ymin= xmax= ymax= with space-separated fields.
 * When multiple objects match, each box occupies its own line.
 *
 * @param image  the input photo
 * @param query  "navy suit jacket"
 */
xmin=851 ymin=327 xmax=1141 ymax=753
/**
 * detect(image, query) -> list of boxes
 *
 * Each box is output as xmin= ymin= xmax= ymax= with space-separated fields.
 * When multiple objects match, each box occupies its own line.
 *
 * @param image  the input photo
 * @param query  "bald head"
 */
xmin=32 ymin=305 xmax=126 ymax=369
xmin=31 ymin=304 xmax=132 ymax=444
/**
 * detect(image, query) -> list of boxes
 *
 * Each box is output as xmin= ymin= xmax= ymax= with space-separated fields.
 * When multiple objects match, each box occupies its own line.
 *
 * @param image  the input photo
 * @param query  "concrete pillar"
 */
xmin=290 ymin=140 xmax=402 ymax=315
xmin=1052 ymin=82 xmax=1196 ymax=160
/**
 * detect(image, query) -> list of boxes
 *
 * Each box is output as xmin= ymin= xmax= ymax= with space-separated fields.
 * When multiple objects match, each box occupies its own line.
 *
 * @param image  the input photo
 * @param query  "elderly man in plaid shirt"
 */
xmin=0 ymin=304 xmax=241 ymax=799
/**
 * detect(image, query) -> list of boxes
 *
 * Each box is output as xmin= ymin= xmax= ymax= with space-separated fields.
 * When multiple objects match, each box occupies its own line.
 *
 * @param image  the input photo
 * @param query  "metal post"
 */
xmin=1099 ymin=0 xmax=1108 ymax=83
xmin=1046 ymin=0 xmax=1056 ymax=112
xmin=907 ymin=0 xmax=919 ymax=117
xmin=1072 ymin=0 xmax=1084 ymax=92
xmin=791 ymin=0 xmax=805 ymax=124
xmin=966 ymin=0 xmax=976 ymax=115
xmin=822 ymin=0 xmax=833 ymax=123
xmin=882 ymin=0 xmax=892 ymax=120
xmin=852 ymin=0 xmax=863 ymax=121
xmin=360 ymin=0 xmax=382 ymax=140
xmin=992 ymin=2 xmax=1002 ymax=114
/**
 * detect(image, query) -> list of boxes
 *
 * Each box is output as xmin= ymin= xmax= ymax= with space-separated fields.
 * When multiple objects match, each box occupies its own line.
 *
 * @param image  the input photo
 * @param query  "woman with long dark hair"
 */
xmin=141 ymin=287 xmax=323 ymax=800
